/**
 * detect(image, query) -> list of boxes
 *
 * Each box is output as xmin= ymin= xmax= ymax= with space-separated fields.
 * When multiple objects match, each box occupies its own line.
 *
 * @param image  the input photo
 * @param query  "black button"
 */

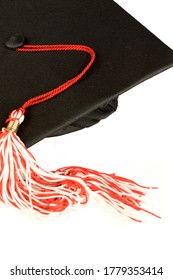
xmin=5 ymin=34 xmax=26 ymax=49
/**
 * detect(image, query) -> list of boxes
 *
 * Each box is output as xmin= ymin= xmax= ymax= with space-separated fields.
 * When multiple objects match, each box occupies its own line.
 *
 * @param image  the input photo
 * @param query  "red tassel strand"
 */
xmin=0 ymin=44 xmax=159 ymax=220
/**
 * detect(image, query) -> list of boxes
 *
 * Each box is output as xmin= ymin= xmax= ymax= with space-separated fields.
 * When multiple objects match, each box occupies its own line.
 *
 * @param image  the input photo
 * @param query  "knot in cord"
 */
xmin=5 ymin=109 xmax=25 ymax=124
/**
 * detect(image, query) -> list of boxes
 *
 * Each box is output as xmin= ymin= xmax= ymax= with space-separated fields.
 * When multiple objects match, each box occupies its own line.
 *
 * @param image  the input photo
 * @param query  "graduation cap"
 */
xmin=0 ymin=0 xmax=172 ymax=220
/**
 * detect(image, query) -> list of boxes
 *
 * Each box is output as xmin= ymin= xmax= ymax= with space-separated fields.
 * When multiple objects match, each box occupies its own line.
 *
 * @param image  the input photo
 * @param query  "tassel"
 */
xmin=0 ymin=44 xmax=159 ymax=221
xmin=0 ymin=109 xmax=159 ymax=221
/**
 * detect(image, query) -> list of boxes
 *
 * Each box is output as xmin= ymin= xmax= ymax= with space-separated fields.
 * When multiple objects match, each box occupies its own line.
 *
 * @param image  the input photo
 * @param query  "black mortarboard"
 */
xmin=1 ymin=0 xmax=173 ymax=147
xmin=0 ymin=0 xmax=172 ymax=220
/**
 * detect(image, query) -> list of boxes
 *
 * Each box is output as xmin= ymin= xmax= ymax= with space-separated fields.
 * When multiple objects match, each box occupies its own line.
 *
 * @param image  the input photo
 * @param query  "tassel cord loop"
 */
xmin=16 ymin=44 xmax=96 ymax=113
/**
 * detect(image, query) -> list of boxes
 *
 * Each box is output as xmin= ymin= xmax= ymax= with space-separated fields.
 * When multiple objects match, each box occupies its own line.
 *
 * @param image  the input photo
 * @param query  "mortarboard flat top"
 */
xmin=0 ymin=0 xmax=173 ymax=147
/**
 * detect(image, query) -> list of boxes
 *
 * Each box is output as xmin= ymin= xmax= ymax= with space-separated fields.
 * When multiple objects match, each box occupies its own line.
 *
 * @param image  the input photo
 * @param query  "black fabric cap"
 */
xmin=0 ymin=0 xmax=173 ymax=147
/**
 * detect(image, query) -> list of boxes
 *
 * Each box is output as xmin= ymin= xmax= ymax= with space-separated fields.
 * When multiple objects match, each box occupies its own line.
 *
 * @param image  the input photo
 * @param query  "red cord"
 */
xmin=16 ymin=44 xmax=95 ymax=113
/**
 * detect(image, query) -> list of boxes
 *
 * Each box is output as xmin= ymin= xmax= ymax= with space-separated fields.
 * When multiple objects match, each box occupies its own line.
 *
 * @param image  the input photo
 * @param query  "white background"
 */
xmin=0 ymin=1 xmax=173 ymax=279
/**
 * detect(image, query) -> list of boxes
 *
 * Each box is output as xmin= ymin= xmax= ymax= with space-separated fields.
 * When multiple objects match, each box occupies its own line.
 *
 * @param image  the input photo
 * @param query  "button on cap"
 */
xmin=5 ymin=34 xmax=26 ymax=49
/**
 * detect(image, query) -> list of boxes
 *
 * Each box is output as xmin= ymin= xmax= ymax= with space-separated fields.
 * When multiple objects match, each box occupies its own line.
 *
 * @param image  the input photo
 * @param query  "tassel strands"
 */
xmin=56 ymin=167 xmax=159 ymax=222
xmin=0 ymin=109 xmax=159 ymax=220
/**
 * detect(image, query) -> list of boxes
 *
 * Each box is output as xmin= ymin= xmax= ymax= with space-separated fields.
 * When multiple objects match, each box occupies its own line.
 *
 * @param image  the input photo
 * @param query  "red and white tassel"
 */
xmin=0 ymin=109 xmax=159 ymax=221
